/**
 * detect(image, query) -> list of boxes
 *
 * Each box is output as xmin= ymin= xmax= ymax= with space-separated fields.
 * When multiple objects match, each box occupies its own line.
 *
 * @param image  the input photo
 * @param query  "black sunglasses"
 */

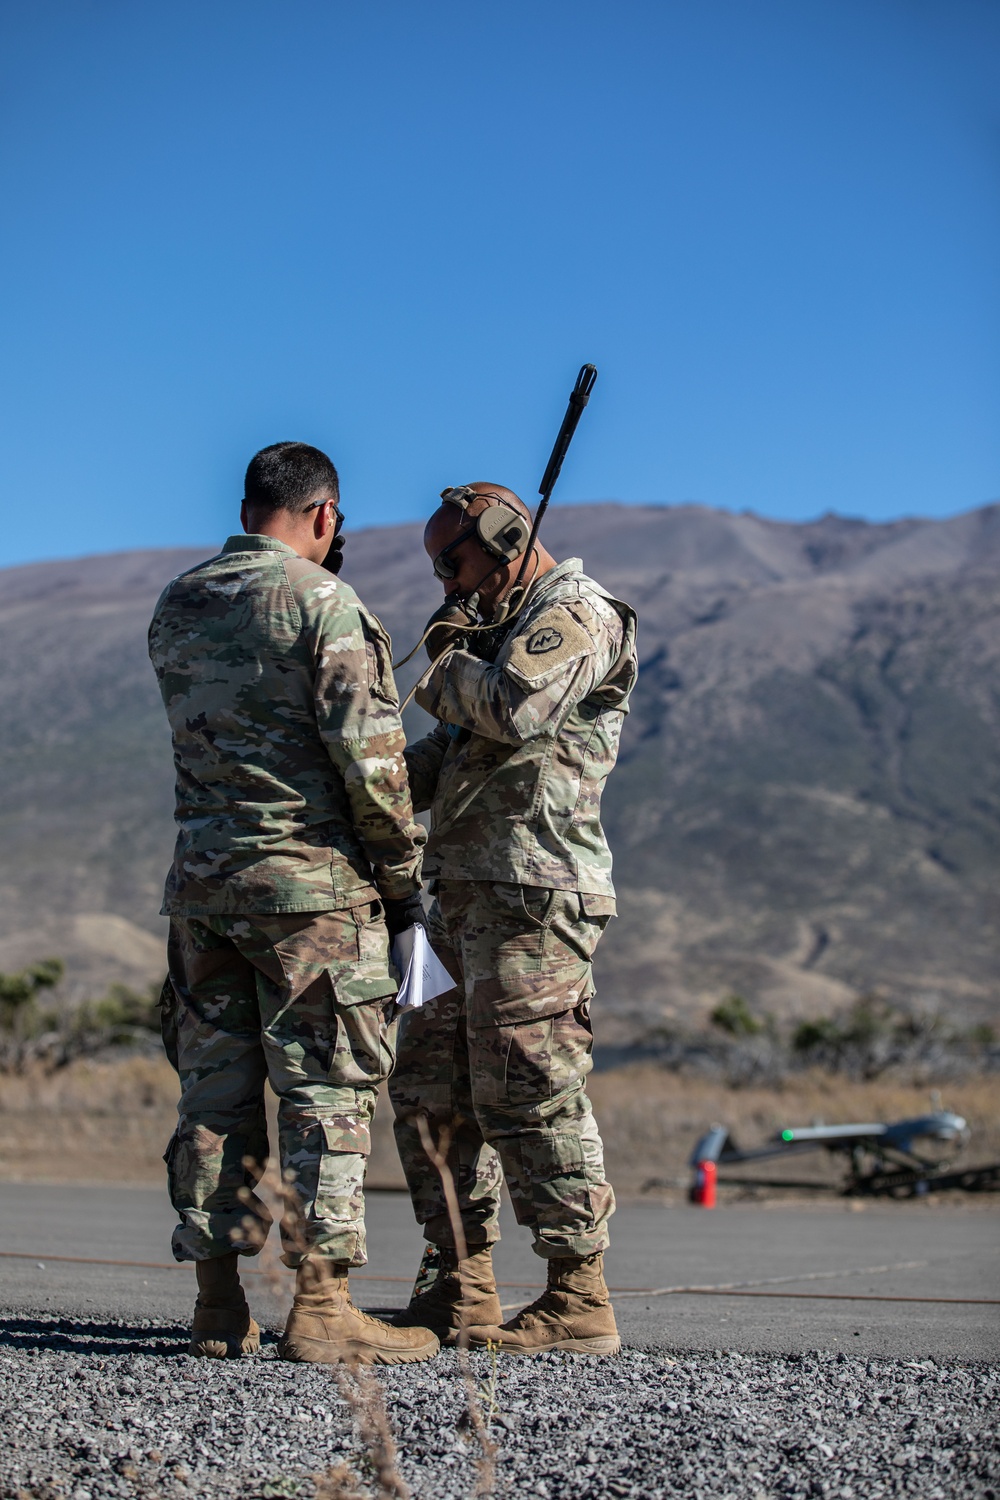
xmin=303 ymin=497 xmax=344 ymax=535
xmin=432 ymin=523 xmax=479 ymax=580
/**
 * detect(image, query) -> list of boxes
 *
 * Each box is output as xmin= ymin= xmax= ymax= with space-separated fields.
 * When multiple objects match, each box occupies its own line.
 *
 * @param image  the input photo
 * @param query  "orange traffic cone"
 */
xmin=690 ymin=1159 xmax=717 ymax=1207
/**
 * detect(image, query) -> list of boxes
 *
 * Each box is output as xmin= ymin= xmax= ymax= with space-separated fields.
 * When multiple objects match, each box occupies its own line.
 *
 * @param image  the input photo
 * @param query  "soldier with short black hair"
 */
xmin=389 ymin=481 xmax=638 ymax=1355
xmin=150 ymin=440 xmax=437 ymax=1365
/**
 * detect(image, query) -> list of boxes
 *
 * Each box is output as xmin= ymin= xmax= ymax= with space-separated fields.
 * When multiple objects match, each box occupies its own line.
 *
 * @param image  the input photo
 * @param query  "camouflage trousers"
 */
xmin=389 ymin=880 xmax=616 ymax=1260
xmin=163 ymin=904 xmax=396 ymax=1267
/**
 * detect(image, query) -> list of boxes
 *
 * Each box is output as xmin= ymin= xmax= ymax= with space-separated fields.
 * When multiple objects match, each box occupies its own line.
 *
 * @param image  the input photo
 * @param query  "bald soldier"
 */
xmin=149 ymin=442 xmax=437 ymax=1365
xmin=389 ymin=483 xmax=638 ymax=1355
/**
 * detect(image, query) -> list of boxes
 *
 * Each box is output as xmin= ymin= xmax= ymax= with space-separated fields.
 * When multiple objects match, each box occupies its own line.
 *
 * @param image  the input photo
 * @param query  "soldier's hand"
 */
xmin=424 ymin=598 xmax=476 ymax=662
xmin=462 ymin=622 xmax=508 ymax=664
xmin=383 ymin=892 xmax=428 ymax=939
xmin=322 ymin=532 xmax=345 ymax=575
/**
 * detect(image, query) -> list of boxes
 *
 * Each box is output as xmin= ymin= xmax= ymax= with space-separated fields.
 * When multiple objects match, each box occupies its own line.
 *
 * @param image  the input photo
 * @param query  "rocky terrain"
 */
xmin=0 ymin=1319 xmax=996 ymax=1500
xmin=0 ymin=502 xmax=997 ymax=1032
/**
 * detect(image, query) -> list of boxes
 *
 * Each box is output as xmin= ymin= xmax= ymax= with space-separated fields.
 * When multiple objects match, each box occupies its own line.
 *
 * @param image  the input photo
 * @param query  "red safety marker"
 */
xmin=690 ymin=1159 xmax=717 ymax=1208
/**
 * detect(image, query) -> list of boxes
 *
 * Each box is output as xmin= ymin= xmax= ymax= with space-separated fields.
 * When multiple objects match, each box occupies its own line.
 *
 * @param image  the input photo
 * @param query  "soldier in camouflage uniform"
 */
xmin=389 ymin=482 xmax=637 ymax=1355
xmin=149 ymin=441 xmax=437 ymax=1365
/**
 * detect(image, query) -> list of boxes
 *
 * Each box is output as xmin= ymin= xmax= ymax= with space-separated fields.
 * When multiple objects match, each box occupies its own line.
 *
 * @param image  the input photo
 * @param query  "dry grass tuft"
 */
xmin=334 ymin=1364 xmax=411 ymax=1500
xmin=415 ymin=1114 xmax=499 ymax=1495
xmin=235 ymin=1156 xmax=412 ymax=1500
xmin=313 ymin=1461 xmax=369 ymax=1500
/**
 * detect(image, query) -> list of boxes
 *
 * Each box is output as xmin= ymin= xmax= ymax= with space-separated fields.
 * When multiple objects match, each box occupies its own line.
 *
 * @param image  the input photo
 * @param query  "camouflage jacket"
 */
xmin=148 ymin=535 xmax=425 ymax=915
xmin=405 ymin=558 xmax=637 ymax=897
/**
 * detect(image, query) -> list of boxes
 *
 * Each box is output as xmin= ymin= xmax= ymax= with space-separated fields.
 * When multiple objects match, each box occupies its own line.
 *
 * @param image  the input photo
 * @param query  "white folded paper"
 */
xmin=391 ymin=924 xmax=454 ymax=1009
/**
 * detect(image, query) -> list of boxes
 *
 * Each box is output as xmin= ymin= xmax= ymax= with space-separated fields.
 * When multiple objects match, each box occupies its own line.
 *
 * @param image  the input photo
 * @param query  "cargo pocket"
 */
xmin=519 ymin=885 xmax=556 ymax=926
xmin=500 ymin=1016 xmax=557 ymax=1106
xmin=316 ymin=1109 xmax=372 ymax=1245
xmin=474 ymin=882 xmax=557 ymax=979
xmin=477 ymin=1005 xmax=594 ymax=1110
xmin=333 ymin=900 xmax=397 ymax=1005
xmin=553 ymin=891 xmax=615 ymax=967
xmin=467 ymin=888 xmax=595 ymax=1030
xmin=327 ymin=993 xmax=395 ymax=1088
xmin=579 ymin=892 xmax=617 ymax=920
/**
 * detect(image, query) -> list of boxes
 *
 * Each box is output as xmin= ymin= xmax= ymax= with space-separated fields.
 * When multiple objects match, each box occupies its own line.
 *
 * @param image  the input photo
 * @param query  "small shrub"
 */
xmin=0 ymin=958 xmax=64 ymax=1032
xmin=792 ymin=1016 xmax=842 ymax=1053
xmin=841 ymin=995 xmax=893 ymax=1046
xmin=791 ymin=995 xmax=935 ymax=1079
xmin=81 ymin=983 xmax=160 ymax=1039
xmin=1 ymin=965 xmax=163 ymax=1072
xmin=710 ymin=993 xmax=762 ymax=1037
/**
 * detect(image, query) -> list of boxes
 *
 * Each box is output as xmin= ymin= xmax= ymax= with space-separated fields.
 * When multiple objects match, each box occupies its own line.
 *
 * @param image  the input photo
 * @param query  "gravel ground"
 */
xmin=0 ymin=1313 xmax=997 ymax=1499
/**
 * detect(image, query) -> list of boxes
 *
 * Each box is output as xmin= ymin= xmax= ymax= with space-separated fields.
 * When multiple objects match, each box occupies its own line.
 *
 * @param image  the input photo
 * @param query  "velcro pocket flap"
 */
xmin=504 ymin=606 xmax=595 ymax=687
xmin=321 ymin=1114 xmax=372 ymax=1155
xmin=580 ymin=892 xmax=617 ymax=918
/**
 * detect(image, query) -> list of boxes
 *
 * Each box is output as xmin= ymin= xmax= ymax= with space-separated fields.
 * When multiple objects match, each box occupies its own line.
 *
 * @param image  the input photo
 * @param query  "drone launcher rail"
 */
xmin=683 ymin=1110 xmax=998 ymax=1203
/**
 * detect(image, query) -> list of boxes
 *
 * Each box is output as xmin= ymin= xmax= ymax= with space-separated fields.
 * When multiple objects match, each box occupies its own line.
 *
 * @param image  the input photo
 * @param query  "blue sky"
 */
xmin=1 ymin=0 xmax=997 ymax=565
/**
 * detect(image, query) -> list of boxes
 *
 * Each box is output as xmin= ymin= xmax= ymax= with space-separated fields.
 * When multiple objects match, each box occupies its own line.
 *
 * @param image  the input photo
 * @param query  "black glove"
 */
xmin=424 ymin=597 xmax=477 ymax=662
xmin=463 ymin=621 xmax=511 ymax=664
xmin=322 ymin=532 xmax=345 ymax=575
xmin=382 ymin=893 xmax=428 ymax=940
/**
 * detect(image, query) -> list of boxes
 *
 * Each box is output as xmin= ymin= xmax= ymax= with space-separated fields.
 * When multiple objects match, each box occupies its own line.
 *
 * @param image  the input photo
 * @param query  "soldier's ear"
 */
xmin=240 ymin=499 xmax=250 ymax=535
xmin=312 ymin=501 xmax=335 ymax=540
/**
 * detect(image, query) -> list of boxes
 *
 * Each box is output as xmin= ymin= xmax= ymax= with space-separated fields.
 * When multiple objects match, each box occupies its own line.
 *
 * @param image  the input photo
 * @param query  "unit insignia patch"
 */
xmin=526 ymin=627 xmax=564 ymax=655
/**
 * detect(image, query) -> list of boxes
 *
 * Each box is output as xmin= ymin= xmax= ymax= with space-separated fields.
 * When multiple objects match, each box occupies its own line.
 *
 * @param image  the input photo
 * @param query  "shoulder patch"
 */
xmin=526 ymin=624 xmax=564 ymax=655
xmin=505 ymin=605 xmax=595 ymax=683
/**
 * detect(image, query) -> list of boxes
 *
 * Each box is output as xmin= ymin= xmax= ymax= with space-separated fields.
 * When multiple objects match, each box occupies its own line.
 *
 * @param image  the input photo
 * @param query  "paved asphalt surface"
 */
xmin=1 ymin=1183 xmax=997 ymax=1360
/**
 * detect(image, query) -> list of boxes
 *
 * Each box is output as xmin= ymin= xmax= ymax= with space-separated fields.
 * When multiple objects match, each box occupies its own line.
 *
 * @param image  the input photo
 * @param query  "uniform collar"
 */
xmin=221 ymin=534 xmax=300 ymax=556
xmin=525 ymin=556 xmax=583 ymax=601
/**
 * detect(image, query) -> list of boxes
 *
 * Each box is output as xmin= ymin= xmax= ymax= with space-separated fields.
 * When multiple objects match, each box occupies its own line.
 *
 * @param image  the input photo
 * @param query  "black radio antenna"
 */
xmin=511 ymin=363 xmax=598 ymax=592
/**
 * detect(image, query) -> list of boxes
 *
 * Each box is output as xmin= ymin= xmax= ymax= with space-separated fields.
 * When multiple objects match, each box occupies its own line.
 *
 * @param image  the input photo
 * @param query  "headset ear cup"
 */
xmin=475 ymin=505 xmax=530 ymax=563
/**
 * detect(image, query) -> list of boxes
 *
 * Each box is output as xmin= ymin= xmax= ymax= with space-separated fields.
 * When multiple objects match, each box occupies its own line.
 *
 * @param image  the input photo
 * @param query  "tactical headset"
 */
xmin=433 ymin=486 xmax=532 ymax=580
xmin=393 ymin=488 xmax=534 ymax=679
xmin=392 ymin=364 xmax=598 ymax=687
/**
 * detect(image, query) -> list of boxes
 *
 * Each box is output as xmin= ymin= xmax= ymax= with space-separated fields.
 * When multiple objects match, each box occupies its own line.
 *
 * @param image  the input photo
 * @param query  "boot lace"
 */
xmin=506 ymin=1287 xmax=567 ymax=1328
xmin=340 ymin=1291 xmax=421 ymax=1332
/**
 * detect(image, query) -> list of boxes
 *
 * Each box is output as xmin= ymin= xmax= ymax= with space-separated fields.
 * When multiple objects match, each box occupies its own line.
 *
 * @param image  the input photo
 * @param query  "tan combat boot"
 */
xmin=467 ymin=1251 xmax=620 ymax=1356
xmin=278 ymin=1257 xmax=440 ymax=1365
xmin=391 ymin=1246 xmax=503 ymax=1346
xmin=189 ymin=1252 xmax=260 ymax=1358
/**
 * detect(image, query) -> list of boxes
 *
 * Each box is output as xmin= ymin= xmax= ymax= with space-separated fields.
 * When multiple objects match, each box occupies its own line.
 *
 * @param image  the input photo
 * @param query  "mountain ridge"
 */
xmin=1 ymin=501 xmax=997 ymax=1033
